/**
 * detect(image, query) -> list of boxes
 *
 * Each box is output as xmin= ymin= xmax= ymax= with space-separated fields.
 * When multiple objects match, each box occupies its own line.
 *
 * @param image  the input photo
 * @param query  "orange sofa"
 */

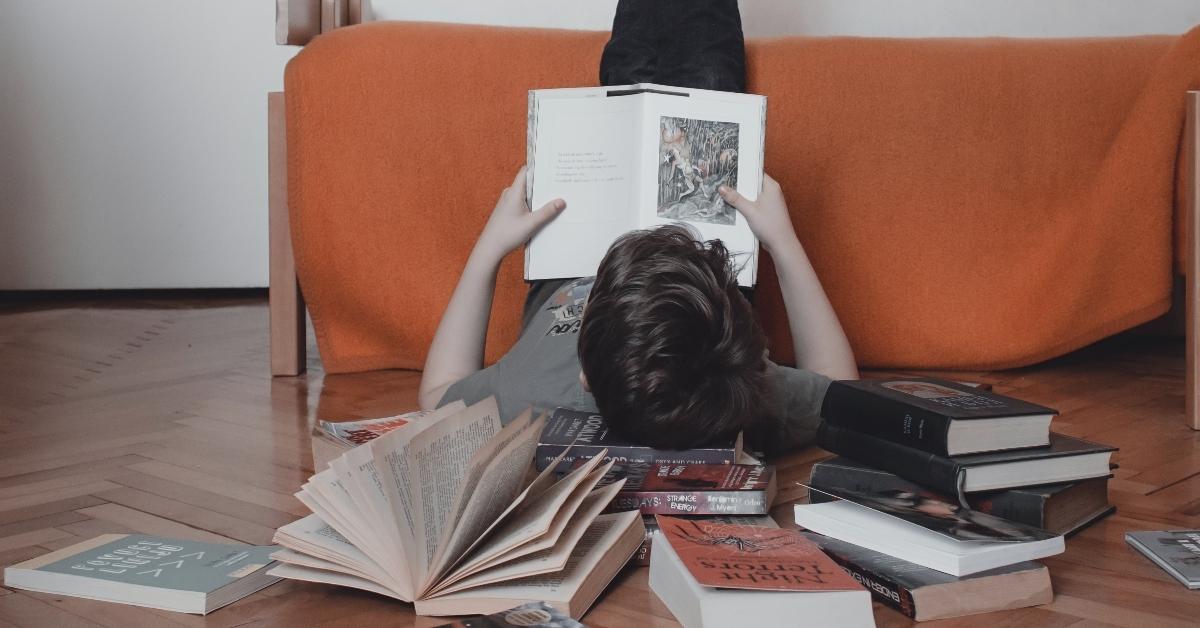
xmin=269 ymin=22 xmax=1200 ymax=427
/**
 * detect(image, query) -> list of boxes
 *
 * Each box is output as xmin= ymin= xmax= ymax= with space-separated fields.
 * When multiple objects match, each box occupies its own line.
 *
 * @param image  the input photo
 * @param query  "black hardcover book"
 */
xmin=535 ymin=408 xmax=741 ymax=472
xmin=810 ymin=457 xmax=1113 ymax=535
xmin=821 ymin=377 xmax=1056 ymax=456
xmin=816 ymin=422 xmax=1115 ymax=496
xmin=800 ymin=533 xmax=1052 ymax=621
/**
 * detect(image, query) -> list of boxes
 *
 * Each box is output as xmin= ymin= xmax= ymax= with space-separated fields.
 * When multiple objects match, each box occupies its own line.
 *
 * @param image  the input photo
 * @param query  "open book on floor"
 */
xmin=270 ymin=397 xmax=645 ymax=618
xmin=526 ymin=83 xmax=765 ymax=287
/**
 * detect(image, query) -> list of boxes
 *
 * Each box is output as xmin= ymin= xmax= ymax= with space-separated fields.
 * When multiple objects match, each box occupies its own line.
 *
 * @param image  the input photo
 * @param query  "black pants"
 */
xmin=600 ymin=0 xmax=746 ymax=93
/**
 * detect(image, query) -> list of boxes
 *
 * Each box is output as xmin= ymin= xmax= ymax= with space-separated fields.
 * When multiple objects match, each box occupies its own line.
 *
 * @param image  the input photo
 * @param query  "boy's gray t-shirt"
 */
xmin=439 ymin=278 xmax=831 ymax=454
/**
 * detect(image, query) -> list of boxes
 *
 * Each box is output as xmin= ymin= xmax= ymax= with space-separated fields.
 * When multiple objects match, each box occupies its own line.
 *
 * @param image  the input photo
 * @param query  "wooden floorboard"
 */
xmin=0 ymin=296 xmax=1197 ymax=626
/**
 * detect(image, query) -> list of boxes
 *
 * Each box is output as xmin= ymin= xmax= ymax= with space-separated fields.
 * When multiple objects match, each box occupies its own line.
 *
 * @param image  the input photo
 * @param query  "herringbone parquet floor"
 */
xmin=0 ymin=294 xmax=1198 ymax=627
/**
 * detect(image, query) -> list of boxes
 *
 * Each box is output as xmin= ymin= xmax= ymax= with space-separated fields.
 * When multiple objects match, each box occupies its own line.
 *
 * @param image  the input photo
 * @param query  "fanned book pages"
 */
xmin=270 ymin=397 xmax=646 ymax=618
xmin=526 ymin=83 xmax=765 ymax=287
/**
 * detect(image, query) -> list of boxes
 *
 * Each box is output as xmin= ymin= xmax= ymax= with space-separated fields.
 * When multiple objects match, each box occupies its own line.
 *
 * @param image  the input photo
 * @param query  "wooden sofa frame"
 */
xmin=266 ymin=90 xmax=1200 ymax=430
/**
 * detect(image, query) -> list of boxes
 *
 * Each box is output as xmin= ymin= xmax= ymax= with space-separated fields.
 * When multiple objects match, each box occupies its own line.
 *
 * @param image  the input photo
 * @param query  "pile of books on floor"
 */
xmin=791 ymin=376 xmax=1118 ymax=621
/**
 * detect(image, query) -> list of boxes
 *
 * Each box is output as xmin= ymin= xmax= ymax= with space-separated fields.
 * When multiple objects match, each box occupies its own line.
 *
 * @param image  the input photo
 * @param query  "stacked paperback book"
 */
xmin=793 ymin=376 xmax=1118 ymax=621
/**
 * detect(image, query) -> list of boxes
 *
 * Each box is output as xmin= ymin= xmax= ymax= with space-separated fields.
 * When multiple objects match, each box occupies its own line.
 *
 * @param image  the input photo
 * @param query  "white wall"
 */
xmin=0 ymin=1 xmax=296 ymax=289
xmin=3 ymin=1 xmax=1198 ymax=289
xmin=374 ymin=0 xmax=1200 ymax=38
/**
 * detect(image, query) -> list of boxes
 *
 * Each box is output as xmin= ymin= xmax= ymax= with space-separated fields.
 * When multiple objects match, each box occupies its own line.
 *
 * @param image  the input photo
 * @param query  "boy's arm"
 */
xmin=418 ymin=167 xmax=566 ymax=410
xmin=720 ymin=175 xmax=859 ymax=381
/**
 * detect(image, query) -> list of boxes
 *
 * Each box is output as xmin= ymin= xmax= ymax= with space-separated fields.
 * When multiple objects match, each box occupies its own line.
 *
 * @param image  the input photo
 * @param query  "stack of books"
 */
xmin=536 ymin=408 xmax=778 ymax=566
xmin=793 ymin=376 xmax=1118 ymax=621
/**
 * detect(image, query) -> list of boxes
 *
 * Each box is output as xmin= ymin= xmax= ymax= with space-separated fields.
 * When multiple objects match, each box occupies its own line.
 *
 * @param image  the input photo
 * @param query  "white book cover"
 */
xmin=526 ymin=83 xmax=765 ymax=287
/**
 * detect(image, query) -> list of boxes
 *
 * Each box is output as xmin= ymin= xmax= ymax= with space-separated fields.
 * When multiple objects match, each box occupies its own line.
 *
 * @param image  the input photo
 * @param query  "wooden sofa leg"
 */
xmin=269 ymin=92 xmax=307 ymax=376
xmin=1187 ymin=91 xmax=1199 ymax=429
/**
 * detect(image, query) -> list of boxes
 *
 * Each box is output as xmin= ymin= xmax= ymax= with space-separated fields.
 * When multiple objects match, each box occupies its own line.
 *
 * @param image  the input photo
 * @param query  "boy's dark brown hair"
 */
xmin=578 ymin=225 xmax=767 ymax=449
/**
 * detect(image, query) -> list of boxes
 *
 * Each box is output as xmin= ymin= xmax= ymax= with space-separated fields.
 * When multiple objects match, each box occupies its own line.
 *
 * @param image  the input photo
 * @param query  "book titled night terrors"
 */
xmin=536 ymin=408 xmax=742 ymax=472
xmin=821 ymin=377 xmax=1056 ymax=456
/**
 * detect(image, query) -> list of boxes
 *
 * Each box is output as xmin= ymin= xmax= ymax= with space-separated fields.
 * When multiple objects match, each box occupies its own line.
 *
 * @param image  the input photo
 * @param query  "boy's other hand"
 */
xmin=718 ymin=174 xmax=801 ymax=256
xmin=476 ymin=166 xmax=566 ymax=262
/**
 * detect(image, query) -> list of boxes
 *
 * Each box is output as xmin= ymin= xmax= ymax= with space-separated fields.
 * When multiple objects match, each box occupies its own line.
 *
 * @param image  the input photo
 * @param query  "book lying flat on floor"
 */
xmin=310 ymin=404 xmax=464 ymax=470
xmin=817 ymin=422 xmax=1115 ymax=495
xmin=3 ymin=535 xmax=280 ymax=615
xmin=634 ymin=514 xmax=777 ymax=566
xmin=1125 ymin=530 xmax=1200 ymax=589
xmin=526 ymin=83 xmax=765 ymax=287
xmin=600 ymin=462 xmax=775 ymax=516
xmin=809 ymin=457 xmax=1114 ymax=535
xmin=803 ymin=532 xmax=1052 ymax=621
xmin=271 ymin=397 xmax=645 ymax=618
xmin=793 ymin=487 xmax=1064 ymax=577
xmin=536 ymin=407 xmax=742 ymax=472
xmin=649 ymin=516 xmax=874 ymax=628
xmin=821 ymin=377 xmax=1056 ymax=456
xmin=433 ymin=601 xmax=586 ymax=627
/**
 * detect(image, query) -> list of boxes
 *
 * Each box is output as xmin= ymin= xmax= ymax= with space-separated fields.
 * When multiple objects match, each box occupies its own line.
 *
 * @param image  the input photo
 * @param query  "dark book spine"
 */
xmin=608 ymin=491 xmax=769 ymax=516
xmin=633 ymin=534 xmax=651 ymax=566
xmin=809 ymin=459 xmax=1049 ymax=528
xmin=968 ymin=491 xmax=1048 ymax=529
xmin=819 ymin=545 xmax=918 ymax=618
xmin=822 ymin=382 xmax=954 ymax=456
xmin=534 ymin=444 xmax=734 ymax=472
xmin=816 ymin=423 xmax=962 ymax=496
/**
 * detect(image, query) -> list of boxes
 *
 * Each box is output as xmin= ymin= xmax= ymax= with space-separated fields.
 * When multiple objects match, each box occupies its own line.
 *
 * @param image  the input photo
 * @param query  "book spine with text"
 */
xmin=534 ymin=444 xmax=734 ymax=473
xmin=816 ymin=422 xmax=962 ymax=495
xmin=809 ymin=459 xmax=1047 ymax=528
xmin=817 ymin=542 xmax=918 ymax=618
xmin=609 ymin=490 xmax=769 ymax=516
xmin=821 ymin=381 xmax=954 ymax=455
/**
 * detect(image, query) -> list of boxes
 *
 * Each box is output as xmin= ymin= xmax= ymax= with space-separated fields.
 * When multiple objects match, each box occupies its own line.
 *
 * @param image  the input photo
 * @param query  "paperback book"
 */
xmin=793 ymin=486 xmax=1064 ymax=576
xmin=802 ymin=532 xmax=1052 ymax=621
xmin=634 ymin=514 xmax=777 ymax=566
xmin=310 ymin=405 xmax=460 ymax=470
xmin=821 ymin=377 xmax=1056 ymax=456
xmin=1125 ymin=530 xmax=1200 ymax=589
xmin=433 ymin=601 xmax=585 ymax=627
xmin=596 ymin=462 xmax=775 ymax=516
xmin=3 ymin=535 xmax=280 ymax=615
xmin=536 ymin=407 xmax=741 ymax=472
xmin=648 ymin=516 xmax=874 ymax=628
xmin=271 ymin=397 xmax=645 ymax=618
xmin=526 ymin=83 xmax=765 ymax=287
xmin=809 ymin=457 xmax=1114 ymax=535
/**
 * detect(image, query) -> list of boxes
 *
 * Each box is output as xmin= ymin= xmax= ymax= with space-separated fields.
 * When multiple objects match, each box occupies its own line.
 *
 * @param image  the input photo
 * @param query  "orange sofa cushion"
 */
xmin=286 ymin=22 xmax=1200 ymax=374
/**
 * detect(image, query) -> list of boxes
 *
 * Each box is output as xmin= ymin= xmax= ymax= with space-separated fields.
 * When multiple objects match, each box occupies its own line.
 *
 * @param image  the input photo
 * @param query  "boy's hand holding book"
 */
xmin=475 ymin=166 xmax=565 ymax=263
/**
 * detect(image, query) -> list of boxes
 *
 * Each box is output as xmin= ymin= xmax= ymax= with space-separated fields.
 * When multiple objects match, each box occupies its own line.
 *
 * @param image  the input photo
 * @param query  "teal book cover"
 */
xmin=34 ymin=535 xmax=275 ymax=592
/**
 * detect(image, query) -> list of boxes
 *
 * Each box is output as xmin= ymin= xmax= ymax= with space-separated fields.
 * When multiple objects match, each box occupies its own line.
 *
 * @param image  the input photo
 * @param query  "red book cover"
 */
xmin=606 ymin=463 xmax=776 ymax=515
xmin=656 ymin=515 xmax=865 ymax=592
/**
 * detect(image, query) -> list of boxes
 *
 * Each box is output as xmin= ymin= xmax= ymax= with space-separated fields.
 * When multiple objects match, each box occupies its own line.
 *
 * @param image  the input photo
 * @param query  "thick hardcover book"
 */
xmin=1125 ymin=530 xmax=1200 ymax=589
xmin=821 ymin=377 xmax=1056 ymax=456
xmin=816 ymin=422 xmax=1115 ymax=495
xmin=801 ymin=533 xmax=1052 ymax=621
xmin=536 ymin=408 xmax=741 ymax=472
xmin=810 ymin=457 xmax=1113 ymax=535
xmin=526 ymin=84 xmax=765 ymax=287
xmin=649 ymin=517 xmax=874 ymax=627
xmin=601 ymin=462 xmax=775 ymax=516
xmin=3 ymin=535 xmax=280 ymax=615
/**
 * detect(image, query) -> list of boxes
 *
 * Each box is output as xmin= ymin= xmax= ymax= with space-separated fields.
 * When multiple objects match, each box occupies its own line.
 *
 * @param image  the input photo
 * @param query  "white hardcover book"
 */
xmin=793 ymin=500 xmax=1065 ymax=577
xmin=648 ymin=530 xmax=875 ymax=628
xmin=526 ymin=83 xmax=765 ymax=287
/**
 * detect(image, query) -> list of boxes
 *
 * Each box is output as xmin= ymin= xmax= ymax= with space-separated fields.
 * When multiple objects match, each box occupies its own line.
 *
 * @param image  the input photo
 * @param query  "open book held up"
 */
xmin=270 ymin=398 xmax=645 ymax=618
xmin=526 ymin=83 xmax=766 ymax=287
